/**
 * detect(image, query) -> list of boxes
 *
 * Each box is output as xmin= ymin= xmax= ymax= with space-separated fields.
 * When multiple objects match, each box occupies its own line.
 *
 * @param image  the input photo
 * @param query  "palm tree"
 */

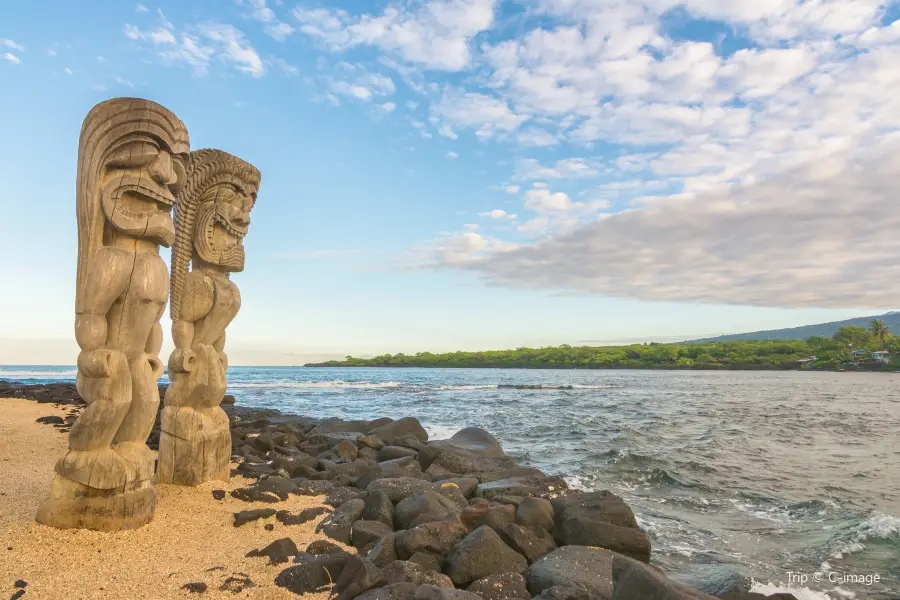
xmin=869 ymin=319 xmax=891 ymax=346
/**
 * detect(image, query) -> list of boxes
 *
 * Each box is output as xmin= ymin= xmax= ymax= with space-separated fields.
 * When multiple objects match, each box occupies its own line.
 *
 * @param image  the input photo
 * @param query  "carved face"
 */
xmin=194 ymin=182 xmax=255 ymax=272
xmin=100 ymin=134 xmax=186 ymax=247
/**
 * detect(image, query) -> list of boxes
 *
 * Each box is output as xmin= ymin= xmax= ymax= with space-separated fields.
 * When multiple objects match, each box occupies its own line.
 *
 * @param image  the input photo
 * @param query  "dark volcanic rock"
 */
xmin=525 ymin=546 xmax=612 ymax=598
xmin=316 ymin=498 xmax=365 ymax=544
xmin=434 ymin=478 xmax=480 ymax=499
xmin=551 ymin=491 xmax=651 ymax=563
xmin=36 ymin=415 xmax=65 ymax=425
xmin=246 ymin=538 xmax=299 ymax=565
xmin=443 ymin=525 xmax=527 ymax=587
xmin=370 ymin=417 xmax=428 ymax=445
xmin=532 ymin=585 xmax=594 ymax=600
xmin=395 ymin=520 xmax=469 ymax=560
xmin=396 ymin=491 xmax=461 ymax=529
xmin=412 ymin=585 xmax=484 ymax=600
xmin=293 ymin=479 xmax=335 ymax=496
xmin=220 ymin=575 xmax=255 ymax=593
xmin=368 ymin=478 xmax=435 ymax=503
xmin=368 ymin=532 xmax=399 ymax=567
xmin=476 ymin=475 xmax=568 ymax=501
xmin=307 ymin=539 xmax=348 ymax=556
xmin=516 ymin=497 xmax=554 ymax=531
xmin=276 ymin=506 xmax=330 ymax=526
xmin=233 ymin=508 xmax=276 ymax=527
xmin=612 ymin=553 xmax=719 ymax=600
xmin=255 ymin=476 xmax=298 ymax=500
xmin=382 ymin=560 xmax=454 ymax=588
xmin=230 ymin=487 xmax=281 ymax=503
xmin=467 ymin=572 xmax=530 ymax=600
xmin=212 ymin=489 xmax=227 ymax=501
xmin=276 ymin=553 xmax=348 ymax=595
xmin=326 ymin=486 xmax=368 ymax=507
xmin=460 ymin=500 xmax=515 ymax=532
xmin=500 ymin=523 xmax=557 ymax=564
xmin=352 ymin=520 xmax=395 ymax=551
xmin=364 ymin=489 xmax=396 ymax=529
xmin=428 ymin=445 xmax=521 ymax=476
xmin=379 ymin=445 xmax=420 ymax=461
xmin=407 ymin=551 xmax=442 ymax=573
xmin=181 ymin=582 xmax=208 ymax=593
xmin=335 ymin=439 xmax=360 ymax=460
xmin=355 ymin=582 xmax=417 ymax=600
xmin=430 ymin=427 xmax=504 ymax=458
xmin=332 ymin=555 xmax=386 ymax=600
xmin=359 ymin=434 xmax=387 ymax=450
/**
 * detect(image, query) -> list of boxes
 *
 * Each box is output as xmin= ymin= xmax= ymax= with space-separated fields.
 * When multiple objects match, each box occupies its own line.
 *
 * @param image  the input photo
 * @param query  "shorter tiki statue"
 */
xmin=158 ymin=149 xmax=260 ymax=486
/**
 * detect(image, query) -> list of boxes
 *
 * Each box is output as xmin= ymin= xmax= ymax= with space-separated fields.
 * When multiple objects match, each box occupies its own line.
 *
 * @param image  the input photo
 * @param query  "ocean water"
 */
xmin=3 ymin=366 xmax=898 ymax=599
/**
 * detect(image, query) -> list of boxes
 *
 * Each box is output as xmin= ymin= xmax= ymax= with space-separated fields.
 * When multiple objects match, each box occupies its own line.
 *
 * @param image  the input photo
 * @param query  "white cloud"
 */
xmin=115 ymin=76 xmax=135 ymax=88
xmin=266 ymin=21 xmax=295 ymax=40
xmin=242 ymin=0 xmax=295 ymax=40
xmin=446 ymin=151 xmax=459 ymax=158
xmin=381 ymin=102 xmax=397 ymax=112
xmin=269 ymin=56 xmax=298 ymax=76
xmin=136 ymin=3 xmax=149 ymax=12
xmin=479 ymin=209 xmax=516 ymax=220
xmin=523 ymin=188 xmax=574 ymax=212
xmin=405 ymin=231 xmax=517 ymax=268
xmin=2 ymin=52 xmax=21 ymax=65
xmin=293 ymin=0 xmax=496 ymax=71
xmin=64 ymin=67 xmax=72 ymax=75
xmin=330 ymin=72 xmax=396 ymax=101
xmin=516 ymin=127 xmax=559 ymax=147
xmin=514 ymin=158 xmax=603 ymax=180
xmin=127 ymin=20 xmax=264 ymax=77
xmin=431 ymin=88 xmax=529 ymax=139
xmin=438 ymin=124 xmax=458 ymax=140
xmin=2 ymin=39 xmax=24 ymax=52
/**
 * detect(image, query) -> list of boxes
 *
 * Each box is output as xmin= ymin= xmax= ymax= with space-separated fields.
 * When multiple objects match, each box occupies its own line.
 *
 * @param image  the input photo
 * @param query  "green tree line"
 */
xmin=306 ymin=321 xmax=900 ymax=371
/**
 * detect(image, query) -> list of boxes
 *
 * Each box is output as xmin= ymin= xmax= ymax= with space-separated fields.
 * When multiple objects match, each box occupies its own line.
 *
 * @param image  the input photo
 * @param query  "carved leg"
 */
xmin=37 ymin=350 xmax=155 ymax=531
xmin=158 ymin=344 xmax=231 ymax=485
xmin=113 ymin=354 xmax=163 ymax=483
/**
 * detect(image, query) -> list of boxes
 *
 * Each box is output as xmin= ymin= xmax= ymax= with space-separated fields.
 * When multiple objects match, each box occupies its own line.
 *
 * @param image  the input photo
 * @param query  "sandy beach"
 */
xmin=0 ymin=398 xmax=334 ymax=600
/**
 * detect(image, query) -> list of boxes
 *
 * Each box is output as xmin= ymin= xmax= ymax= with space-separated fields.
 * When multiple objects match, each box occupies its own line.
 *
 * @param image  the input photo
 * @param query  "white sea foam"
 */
xmin=750 ymin=580 xmax=836 ymax=600
xmin=229 ymin=380 xmax=402 ymax=390
xmin=830 ymin=511 xmax=900 ymax=559
xmin=423 ymin=424 xmax=463 ymax=440
xmin=0 ymin=369 xmax=77 ymax=379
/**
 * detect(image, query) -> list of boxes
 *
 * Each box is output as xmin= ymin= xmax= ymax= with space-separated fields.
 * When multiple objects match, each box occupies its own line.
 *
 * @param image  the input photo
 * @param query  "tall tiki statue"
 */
xmin=158 ymin=149 xmax=260 ymax=486
xmin=38 ymin=98 xmax=189 ymax=530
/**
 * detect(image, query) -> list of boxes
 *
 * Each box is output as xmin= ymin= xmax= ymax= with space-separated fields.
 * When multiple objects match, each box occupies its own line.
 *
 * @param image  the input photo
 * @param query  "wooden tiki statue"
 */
xmin=37 ymin=98 xmax=189 ymax=530
xmin=158 ymin=149 xmax=260 ymax=486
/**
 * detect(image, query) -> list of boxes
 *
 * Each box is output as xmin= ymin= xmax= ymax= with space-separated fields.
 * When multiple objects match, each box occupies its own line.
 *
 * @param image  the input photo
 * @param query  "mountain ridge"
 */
xmin=685 ymin=311 xmax=900 ymax=343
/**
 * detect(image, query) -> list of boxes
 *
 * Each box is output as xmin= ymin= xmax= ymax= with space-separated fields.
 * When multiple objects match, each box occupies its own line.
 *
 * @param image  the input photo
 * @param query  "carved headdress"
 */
xmin=75 ymin=98 xmax=189 ymax=314
xmin=170 ymin=149 xmax=260 ymax=321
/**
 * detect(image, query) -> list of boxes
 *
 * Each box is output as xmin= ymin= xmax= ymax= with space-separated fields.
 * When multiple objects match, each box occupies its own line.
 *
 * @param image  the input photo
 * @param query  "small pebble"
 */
xmin=211 ymin=490 xmax=226 ymax=501
xmin=181 ymin=582 xmax=208 ymax=593
xmin=14 ymin=580 xmax=27 ymax=588
xmin=11 ymin=590 xmax=26 ymax=600
xmin=264 ymin=523 xmax=274 ymax=531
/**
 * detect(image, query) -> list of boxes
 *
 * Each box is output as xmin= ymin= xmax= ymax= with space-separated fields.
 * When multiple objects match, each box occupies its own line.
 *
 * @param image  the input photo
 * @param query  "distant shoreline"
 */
xmin=303 ymin=363 xmax=898 ymax=372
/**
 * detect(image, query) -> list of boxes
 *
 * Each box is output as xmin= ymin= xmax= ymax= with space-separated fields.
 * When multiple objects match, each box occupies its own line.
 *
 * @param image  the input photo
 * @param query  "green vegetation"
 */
xmin=307 ymin=323 xmax=900 ymax=371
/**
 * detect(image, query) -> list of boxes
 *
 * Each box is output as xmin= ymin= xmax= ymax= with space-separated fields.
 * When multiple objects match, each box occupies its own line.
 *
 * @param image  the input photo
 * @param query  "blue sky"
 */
xmin=2 ymin=0 xmax=899 ymax=365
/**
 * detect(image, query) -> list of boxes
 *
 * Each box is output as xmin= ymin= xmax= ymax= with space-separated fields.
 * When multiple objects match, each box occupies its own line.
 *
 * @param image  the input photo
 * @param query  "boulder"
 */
xmin=307 ymin=539 xmax=348 ymax=556
xmin=525 ymin=546 xmax=613 ymax=598
xmin=551 ymin=491 xmax=650 ymax=563
xmin=335 ymin=439 xmax=359 ymax=460
xmin=233 ymin=508 xmax=276 ymax=527
xmin=467 ymin=572 xmax=530 ymax=600
xmin=230 ymin=486 xmax=281 ymax=503
xmin=443 ymin=525 xmax=528 ymax=587
xmin=516 ymin=497 xmax=554 ymax=531
xmin=293 ymin=479 xmax=335 ymax=496
xmin=359 ymin=434 xmax=387 ymax=450
xmin=275 ymin=553 xmax=349 ymax=595
xmin=370 ymin=417 xmax=429 ymax=445
xmin=379 ymin=446 xmax=420 ymax=461
xmin=434 ymin=478 xmax=480 ymax=499
xmin=428 ymin=446 xmax=520 ymax=476
xmin=430 ymin=427 xmax=504 ymax=458
xmin=326 ymin=487 xmax=368 ymax=507
xmin=368 ymin=478 xmax=435 ymax=503
xmin=353 ymin=520 xmax=395 ymax=551
xmin=395 ymin=520 xmax=469 ymax=559
xmin=407 ymin=552 xmax=443 ymax=574
xmin=612 ymin=553 xmax=719 ymax=600
xmin=368 ymin=533 xmax=399 ymax=567
xmin=532 ymin=585 xmax=594 ymax=599
xmin=382 ymin=560 xmax=454 ymax=588
xmin=476 ymin=475 xmax=568 ymax=501
xmin=500 ymin=523 xmax=557 ymax=564
xmin=460 ymin=501 xmax=515 ymax=532
xmin=356 ymin=583 xmax=418 ymax=600
xmin=412 ymin=585 xmax=484 ymax=600
xmin=364 ymin=490 xmax=396 ymax=529
xmin=276 ymin=506 xmax=330 ymax=526
xmin=255 ymin=476 xmax=298 ymax=500
xmin=396 ymin=491 xmax=461 ymax=529
xmin=436 ymin=485 xmax=470 ymax=510
xmin=332 ymin=555 xmax=386 ymax=600
xmin=246 ymin=538 xmax=299 ymax=565
xmin=317 ymin=498 xmax=365 ymax=544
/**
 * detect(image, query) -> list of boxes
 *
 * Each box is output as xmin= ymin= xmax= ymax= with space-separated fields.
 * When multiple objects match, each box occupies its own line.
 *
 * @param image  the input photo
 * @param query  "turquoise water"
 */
xmin=3 ymin=365 xmax=898 ymax=599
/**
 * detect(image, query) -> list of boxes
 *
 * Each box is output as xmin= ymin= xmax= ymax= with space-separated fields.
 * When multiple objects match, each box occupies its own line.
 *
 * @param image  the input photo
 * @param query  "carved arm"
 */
xmin=75 ymin=248 xmax=130 ymax=377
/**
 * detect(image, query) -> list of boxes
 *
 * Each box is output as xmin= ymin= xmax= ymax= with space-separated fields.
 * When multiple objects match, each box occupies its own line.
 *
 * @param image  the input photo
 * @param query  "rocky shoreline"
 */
xmin=1 ymin=380 xmax=796 ymax=600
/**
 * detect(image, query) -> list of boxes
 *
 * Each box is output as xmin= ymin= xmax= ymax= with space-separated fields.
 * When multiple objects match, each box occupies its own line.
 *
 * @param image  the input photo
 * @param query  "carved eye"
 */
xmin=106 ymin=137 xmax=160 ymax=169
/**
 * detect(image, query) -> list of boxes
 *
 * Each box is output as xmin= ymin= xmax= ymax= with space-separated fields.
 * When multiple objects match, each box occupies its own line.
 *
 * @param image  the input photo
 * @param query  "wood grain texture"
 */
xmin=159 ymin=149 xmax=260 ymax=487
xmin=37 ymin=97 xmax=189 ymax=531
